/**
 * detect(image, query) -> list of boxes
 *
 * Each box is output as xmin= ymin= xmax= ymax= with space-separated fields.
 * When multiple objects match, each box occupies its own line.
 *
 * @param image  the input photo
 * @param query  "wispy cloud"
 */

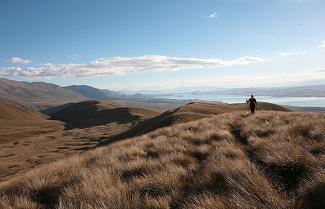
xmin=0 ymin=55 xmax=265 ymax=78
xmin=207 ymin=12 xmax=218 ymax=19
xmin=317 ymin=40 xmax=325 ymax=48
xmin=8 ymin=57 xmax=32 ymax=65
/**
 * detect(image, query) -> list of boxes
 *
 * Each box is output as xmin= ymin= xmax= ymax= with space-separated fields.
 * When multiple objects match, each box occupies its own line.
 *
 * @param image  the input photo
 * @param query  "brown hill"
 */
xmin=0 ymin=100 xmax=40 ymax=121
xmin=168 ymin=101 xmax=289 ymax=116
xmin=101 ymin=101 xmax=290 ymax=144
xmin=230 ymin=101 xmax=291 ymax=112
xmin=0 ymin=100 xmax=154 ymax=182
xmin=1 ymin=111 xmax=323 ymax=209
xmin=0 ymin=78 xmax=87 ymax=108
xmin=49 ymin=100 xmax=160 ymax=129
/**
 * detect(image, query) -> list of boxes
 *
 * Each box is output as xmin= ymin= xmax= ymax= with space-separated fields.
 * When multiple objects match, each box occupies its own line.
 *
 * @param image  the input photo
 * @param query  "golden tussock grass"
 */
xmin=0 ymin=111 xmax=324 ymax=209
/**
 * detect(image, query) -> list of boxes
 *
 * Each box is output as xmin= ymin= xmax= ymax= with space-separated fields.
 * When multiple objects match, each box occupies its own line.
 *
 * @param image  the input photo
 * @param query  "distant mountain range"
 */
xmin=0 ymin=78 xmax=87 ymax=103
xmin=0 ymin=78 xmax=154 ymax=110
xmin=64 ymin=85 xmax=125 ymax=100
xmin=1 ymin=78 xmax=325 ymax=111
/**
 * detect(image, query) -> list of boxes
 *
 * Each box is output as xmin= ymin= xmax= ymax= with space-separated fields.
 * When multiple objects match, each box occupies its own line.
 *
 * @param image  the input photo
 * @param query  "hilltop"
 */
xmin=0 ymin=110 xmax=323 ymax=209
xmin=103 ymin=101 xmax=290 ymax=143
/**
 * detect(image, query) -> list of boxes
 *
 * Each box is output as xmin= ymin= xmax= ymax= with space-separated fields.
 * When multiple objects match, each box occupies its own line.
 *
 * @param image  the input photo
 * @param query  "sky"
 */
xmin=0 ymin=0 xmax=325 ymax=92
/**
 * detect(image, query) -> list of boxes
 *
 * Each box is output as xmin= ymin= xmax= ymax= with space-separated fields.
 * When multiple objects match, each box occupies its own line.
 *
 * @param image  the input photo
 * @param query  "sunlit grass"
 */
xmin=0 ymin=111 xmax=324 ymax=209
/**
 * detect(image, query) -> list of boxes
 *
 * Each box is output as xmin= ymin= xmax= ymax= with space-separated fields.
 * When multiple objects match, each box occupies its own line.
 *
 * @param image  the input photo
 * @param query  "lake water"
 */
xmin=153 ymin=93 xmax=325 ymax=107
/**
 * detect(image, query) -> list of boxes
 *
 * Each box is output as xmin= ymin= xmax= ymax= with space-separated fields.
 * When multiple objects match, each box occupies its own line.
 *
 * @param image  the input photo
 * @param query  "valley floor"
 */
xmin=0 ymin=122 xmax=134 ymax=182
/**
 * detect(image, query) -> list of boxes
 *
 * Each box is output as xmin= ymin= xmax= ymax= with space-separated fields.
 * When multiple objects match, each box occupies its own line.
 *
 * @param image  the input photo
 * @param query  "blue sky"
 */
xmin=1 ymin=0 xmax=325 ymax=91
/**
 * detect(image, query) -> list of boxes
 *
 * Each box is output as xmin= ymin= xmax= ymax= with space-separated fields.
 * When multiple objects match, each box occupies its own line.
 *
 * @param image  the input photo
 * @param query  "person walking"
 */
xmin=246 ymin=95 xmax=257 ymax=114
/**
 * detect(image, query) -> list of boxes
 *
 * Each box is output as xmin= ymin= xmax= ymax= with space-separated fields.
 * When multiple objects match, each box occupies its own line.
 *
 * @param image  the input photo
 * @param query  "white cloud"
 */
xmin=208 ymin=12 xmax=218 ymax=19
xmin=308 ymin=67 xmax=325 ymax=72
xmin=0 ymin=55 xmax=266 ymax=78
xmin=317 ymin=40 xmax=325 ymax=48
xmin=8 ymin=57 xmax=32 ymax=65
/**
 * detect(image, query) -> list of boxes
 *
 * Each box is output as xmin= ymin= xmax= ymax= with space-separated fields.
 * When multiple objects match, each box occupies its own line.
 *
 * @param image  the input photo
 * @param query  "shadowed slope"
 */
xmin=50 ymin=100 xmax=159 ymax=130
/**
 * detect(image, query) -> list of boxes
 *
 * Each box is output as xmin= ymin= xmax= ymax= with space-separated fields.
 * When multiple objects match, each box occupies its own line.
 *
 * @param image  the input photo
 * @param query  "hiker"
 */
xmin=246 ymin=95 xmax=257 ymax=114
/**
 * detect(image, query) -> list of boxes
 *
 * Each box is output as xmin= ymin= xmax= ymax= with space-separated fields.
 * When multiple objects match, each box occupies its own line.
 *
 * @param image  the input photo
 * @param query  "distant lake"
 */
xmin=153 ymin=93 xmax=325 ymax=107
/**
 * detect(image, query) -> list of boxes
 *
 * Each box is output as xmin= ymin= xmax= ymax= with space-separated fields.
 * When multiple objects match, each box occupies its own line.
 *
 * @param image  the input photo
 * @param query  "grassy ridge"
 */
xmin=0 ymin=111 xmax=324 ymax=209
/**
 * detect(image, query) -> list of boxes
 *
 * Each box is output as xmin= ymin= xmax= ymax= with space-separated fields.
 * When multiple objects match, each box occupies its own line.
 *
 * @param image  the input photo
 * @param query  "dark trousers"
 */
xmin=250 ymin=105 xmax=256 ymax=114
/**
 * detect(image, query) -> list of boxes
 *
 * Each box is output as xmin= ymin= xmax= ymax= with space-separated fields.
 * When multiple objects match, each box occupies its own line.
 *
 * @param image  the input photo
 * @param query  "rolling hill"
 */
xmin=1 ymin=110 xmax=323 ymax=209
xmin=0 ymin=100 xmax=160 ymax=183
xmin=63 ymin=85 xmax=188 ymax=111
xmin=100 ymin=101 xmax=290 ymax=145
xmin=49 ymin=100 xmax=160 ymax=129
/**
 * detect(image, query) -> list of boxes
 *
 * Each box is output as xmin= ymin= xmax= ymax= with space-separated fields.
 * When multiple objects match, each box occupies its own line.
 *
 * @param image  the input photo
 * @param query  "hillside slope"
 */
xmin=49 ymin=100 xmax=160 ymax=129
xmin=0 ymin=100 xmax=157 ymax=183
xmin=0 ymin=111 xmax=323 ymax=209
xmin=105 ymin=101 xmax=290 ymax=142
xmin=0 ymin=101 xmax=63 ymax=142
xmin=0 ymin=100 xmax=41 ymax=121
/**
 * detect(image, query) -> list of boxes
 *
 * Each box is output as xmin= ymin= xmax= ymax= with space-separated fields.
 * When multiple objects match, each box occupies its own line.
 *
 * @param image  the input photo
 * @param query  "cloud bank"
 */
xmin=8 ymin=57 xmax=32 ymax=65
xmin=0 ymin=55 xmax=265 ymax=78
